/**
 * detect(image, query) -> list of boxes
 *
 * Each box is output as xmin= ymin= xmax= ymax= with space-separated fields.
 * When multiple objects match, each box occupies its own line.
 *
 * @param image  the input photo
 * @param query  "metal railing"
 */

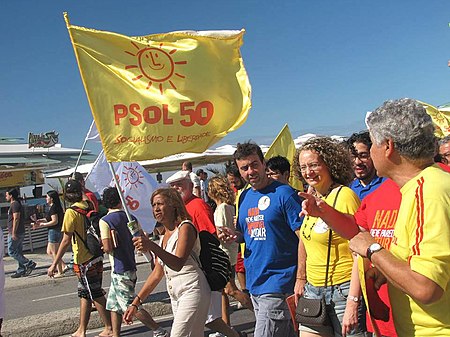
xmin=2 ymin=225 xmax=48 ymax=255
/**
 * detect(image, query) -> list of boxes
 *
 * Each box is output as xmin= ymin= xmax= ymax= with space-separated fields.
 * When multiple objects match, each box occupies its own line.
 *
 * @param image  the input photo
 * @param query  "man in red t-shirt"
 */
xmin=354 ymin=179 xmax=400 ymax=337
xmin=167 ymin=171 xmax=216 ymax=234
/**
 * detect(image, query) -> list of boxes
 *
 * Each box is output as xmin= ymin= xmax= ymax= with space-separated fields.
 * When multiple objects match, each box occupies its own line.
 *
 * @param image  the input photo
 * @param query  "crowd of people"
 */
xmin=2 ymin=98 xmax=449 ymax=337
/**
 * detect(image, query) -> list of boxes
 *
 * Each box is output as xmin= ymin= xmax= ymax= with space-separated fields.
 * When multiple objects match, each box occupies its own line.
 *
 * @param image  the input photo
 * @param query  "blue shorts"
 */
xmin=299 ymin=280 xmax=365 ymax=337
xmin=48 ymin=228 xmax=62 ymax=243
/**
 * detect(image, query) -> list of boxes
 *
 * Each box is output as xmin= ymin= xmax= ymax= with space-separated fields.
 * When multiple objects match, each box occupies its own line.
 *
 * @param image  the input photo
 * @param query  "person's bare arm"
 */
xmin=299 ymin=192 xmax=359 ymax=239
xmin=193 ymin=186 xmax=201 ymax=197
xmin=350 ymin=232 xmax=444 ymax=304
xmin=102 ymin=237 xmax=114 ymax=254
xmin=342 ymin=256 xmax=362 ymax=336
xmin=123 ymin=262 xmax=164 ymax=324
xmin=36 ymin=214 xmax=59 ymax=228
xmin=11 ymin=211 xmax=20 ymax=240
xmin=294 ymin=238 xmax=307 ymax=306
xmin=47 ymin=232 xmax=72 ymax=276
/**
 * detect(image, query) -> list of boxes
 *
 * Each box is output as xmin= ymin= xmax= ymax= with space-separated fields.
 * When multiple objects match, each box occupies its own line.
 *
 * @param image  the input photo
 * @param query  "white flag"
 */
xmin=86 ymin=150 xmax=111 ymax=194
xmin=86 ymin=151 xmax=158 ymax=233
xmin=86 ymin=120 xmax=101 ymax=141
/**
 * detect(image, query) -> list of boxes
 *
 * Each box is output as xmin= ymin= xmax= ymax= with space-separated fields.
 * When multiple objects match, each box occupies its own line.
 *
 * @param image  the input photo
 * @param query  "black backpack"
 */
xmin=198 ymin=230 xmax=232 ymax=291
xmin=71 ymin=206 xmax=103 ymax=258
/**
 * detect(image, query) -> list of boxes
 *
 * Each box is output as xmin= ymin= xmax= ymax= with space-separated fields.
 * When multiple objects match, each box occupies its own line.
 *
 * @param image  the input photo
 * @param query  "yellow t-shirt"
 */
xmin=62 ymin=201 xmax=93 ymax=265
xmin=301 ymin=186 xmax=360 ymax=286
xmin=389 ymin=165 xmax=450 ymax=336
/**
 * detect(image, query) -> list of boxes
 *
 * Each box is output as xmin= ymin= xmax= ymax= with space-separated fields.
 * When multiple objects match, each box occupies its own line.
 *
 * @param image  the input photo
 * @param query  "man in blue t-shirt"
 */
xmin=99 ymin=187 xmax=168 ymax=337
xmin=227 ymin=142 xmax=303 ymax=337
xmin=346 ymin=131 xmax=385 ymax=200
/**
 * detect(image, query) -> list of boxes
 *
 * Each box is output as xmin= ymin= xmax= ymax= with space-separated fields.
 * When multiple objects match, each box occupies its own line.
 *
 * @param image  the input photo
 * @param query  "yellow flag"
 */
xmin=264 ymin=124 xmax=304 ymax=191
xmin=64 ymin=13 xmax=251 ymax=162
xmin=418 ymin=100 xmax=450 ymax=138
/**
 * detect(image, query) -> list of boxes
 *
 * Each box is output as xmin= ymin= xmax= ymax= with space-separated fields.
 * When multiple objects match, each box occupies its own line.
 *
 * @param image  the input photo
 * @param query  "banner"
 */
xmin=0 ymin=169 xmax=44 ymax=188
xmin=86 ymin=151 xmax=158 ymax=233
xmin=418 ymin=100 xmax=450 ymax=138
xmin=65 ymin=13 xmax=251 ymax=162
xmin=28 ymin=131 xmax=59 ymax=148
xmin=264 ymin=124 xmax=304 ymax=191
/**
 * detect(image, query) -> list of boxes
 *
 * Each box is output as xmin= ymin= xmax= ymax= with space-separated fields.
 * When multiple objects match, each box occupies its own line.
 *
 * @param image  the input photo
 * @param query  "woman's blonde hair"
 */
xmin=293 ymin=136 xmax=354 ymax=186
xmin=207 ymin=175 xmax=235 ymax=205
xmin=150 ymin=188 xmax=192 ymax=224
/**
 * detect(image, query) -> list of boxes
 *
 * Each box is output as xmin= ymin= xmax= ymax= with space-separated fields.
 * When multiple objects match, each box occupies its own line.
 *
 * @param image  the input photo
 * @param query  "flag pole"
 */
xmin=107 ymin=162 xmax=132 ymax=220
xmin=73 ymin=137 xmax=88 ymax=175
xmin=107 ymin=162 xmax=152 ymax=262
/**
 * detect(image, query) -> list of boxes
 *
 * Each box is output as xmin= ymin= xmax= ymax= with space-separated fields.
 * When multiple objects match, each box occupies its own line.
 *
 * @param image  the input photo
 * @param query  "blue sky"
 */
xmin=1 ymin=1 xmax=449 ymax=154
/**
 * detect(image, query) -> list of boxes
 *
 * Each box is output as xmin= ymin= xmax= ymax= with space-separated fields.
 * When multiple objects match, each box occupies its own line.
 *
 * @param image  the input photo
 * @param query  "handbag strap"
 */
xmin=324 ymin=185 xmax=343 ymax=288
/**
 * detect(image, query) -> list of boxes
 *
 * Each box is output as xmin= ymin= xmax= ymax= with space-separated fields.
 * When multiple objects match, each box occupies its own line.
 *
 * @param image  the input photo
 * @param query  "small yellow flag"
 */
xmin=64 ymin=13 xmax=251 ymax=162
xmin=264 ymin=124 xmax=304 ymax=191
xmin=418 ymin=100 xmax=450 ymax=138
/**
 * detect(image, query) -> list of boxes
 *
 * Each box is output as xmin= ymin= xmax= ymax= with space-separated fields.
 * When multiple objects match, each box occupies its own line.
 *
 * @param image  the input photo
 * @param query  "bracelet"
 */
xmin=347 ymin=295 xmax=360 ymax=302
xmin=130 ymin=303 xmax=140 ymax=311
xmin=136 ymin=294 xmax=143 ymax=305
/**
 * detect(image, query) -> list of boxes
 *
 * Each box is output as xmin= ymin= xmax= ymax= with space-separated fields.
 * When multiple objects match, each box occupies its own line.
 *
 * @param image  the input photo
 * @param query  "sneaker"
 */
xmin=11 ymin=271 xmax=25 ymax=278
xmin=209 ymin=333 xmax=226 ymax=337
xmin=24 ymin=261 xmax=37 ymax=276
xmin=153 ymin=327 xmax=169 ymax=337
xmin=231 ymin=328 xmax=247 ymax=337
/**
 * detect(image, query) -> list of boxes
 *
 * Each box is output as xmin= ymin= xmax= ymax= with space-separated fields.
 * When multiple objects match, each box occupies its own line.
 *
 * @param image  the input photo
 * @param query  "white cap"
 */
xmin=166 ymin=170 xmax=190 ymax=184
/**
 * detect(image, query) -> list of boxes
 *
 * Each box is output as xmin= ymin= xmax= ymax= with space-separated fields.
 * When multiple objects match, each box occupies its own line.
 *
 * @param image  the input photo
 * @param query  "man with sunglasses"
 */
xmin=346 ymin=131 xmax=385 ymax=200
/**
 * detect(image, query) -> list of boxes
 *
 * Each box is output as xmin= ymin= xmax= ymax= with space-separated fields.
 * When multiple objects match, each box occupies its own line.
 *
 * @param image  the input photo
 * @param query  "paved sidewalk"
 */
xmin=2 ymin=248 xmax=172 ymax=337
xmin=4 ymin=247 xmax=72 ymax=291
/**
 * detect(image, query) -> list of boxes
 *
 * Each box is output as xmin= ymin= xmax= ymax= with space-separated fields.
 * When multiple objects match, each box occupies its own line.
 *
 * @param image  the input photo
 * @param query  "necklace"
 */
xmin=302 ymin=216 xmax=315 ymax=241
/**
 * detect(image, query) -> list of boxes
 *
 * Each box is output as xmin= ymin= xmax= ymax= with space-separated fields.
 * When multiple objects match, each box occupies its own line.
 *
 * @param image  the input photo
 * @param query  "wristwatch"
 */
xmin=367 ymin=243 xmax=383 ymax=261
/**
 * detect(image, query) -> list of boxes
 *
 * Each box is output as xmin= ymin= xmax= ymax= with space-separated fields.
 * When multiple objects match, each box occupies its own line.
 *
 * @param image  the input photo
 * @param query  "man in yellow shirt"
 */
xmin=48 ymin=179 xmax=112 ymax=337
xmin=349 ymin=98 xmax=450 ymax=336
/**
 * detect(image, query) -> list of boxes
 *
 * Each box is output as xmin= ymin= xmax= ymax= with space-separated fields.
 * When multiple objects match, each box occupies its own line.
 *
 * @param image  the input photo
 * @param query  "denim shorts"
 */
xmin=298 ymin=280 xmax=365 ymax=337
xmin=48 ymin=228 xmax=62 ymax=243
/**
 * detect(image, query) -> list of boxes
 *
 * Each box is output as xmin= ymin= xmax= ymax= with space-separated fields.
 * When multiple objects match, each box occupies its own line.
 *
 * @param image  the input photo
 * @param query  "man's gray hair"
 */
xmin=438 ymin=135 xmax=450 ymax=146
xmin=367 ymin=98 xmax=436 ymax=160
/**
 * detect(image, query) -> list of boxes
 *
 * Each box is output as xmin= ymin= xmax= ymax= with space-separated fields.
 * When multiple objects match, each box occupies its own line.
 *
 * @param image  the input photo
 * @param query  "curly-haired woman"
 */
xmin=292 ymin=137 xmax=364 ymax=337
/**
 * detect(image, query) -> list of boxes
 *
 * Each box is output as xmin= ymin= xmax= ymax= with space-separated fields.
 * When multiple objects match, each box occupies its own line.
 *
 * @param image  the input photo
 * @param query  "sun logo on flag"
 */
xmin=125 ymin=41 xmax=187 ymax=95
xmin=122 ymin=164 xmax=144 ymax=189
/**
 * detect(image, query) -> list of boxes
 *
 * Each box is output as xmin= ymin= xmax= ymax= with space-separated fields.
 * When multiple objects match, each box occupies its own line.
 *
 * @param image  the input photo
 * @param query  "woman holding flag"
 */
xmin=124 ymin=188 xmax=210 ymax=336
